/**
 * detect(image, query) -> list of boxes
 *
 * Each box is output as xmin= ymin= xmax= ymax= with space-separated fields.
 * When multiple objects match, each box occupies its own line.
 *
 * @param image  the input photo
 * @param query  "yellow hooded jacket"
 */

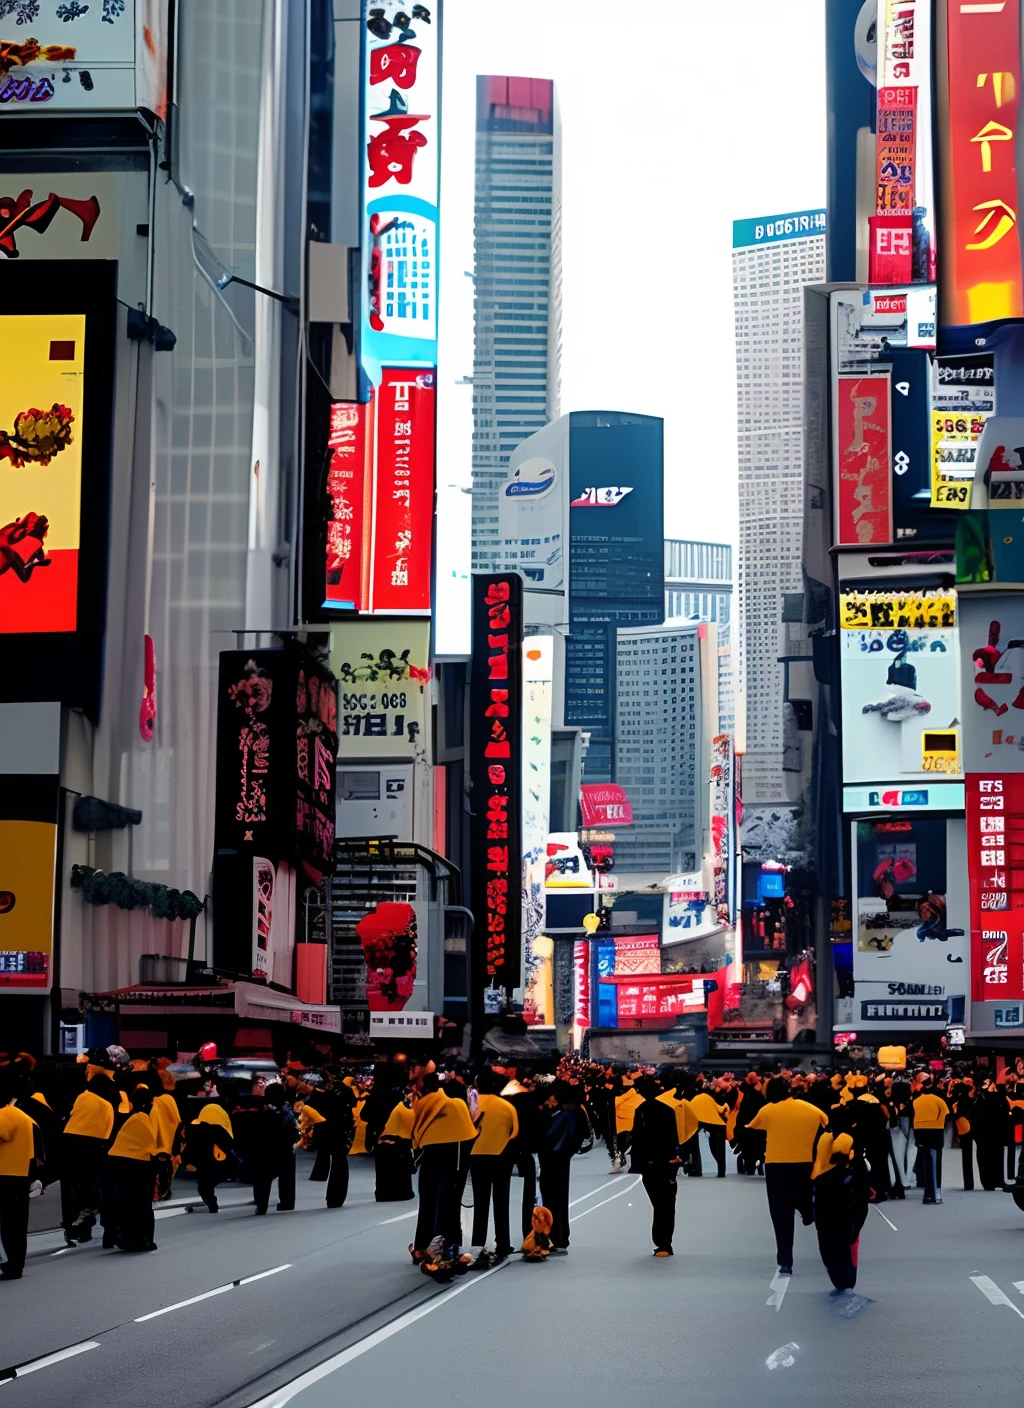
xmin=689 ymin=1091 xmax=728 ymax=1127
xmin=109 ymin=1111 xmax=158 ymax=1162
xmin=472 ymin=1094 xmax=519 ymax=1156
xmin=614 ymin=1088 xmax=643 ymax=1134
xmin=411 ymin=1091 xmax=478 ymax=1150
xmin=382 ymin=1102 xmax=415 ymax=1140
xmin=811 ymin=1131 xmax=854 ymax=1180
xmin=657 ymin=1089 xmax=700 ymax=1145
xmin=65 ymin=1088 xmax=115 ymax=1142
xmin=192 ymin=1102 xmax=234 ymax=1160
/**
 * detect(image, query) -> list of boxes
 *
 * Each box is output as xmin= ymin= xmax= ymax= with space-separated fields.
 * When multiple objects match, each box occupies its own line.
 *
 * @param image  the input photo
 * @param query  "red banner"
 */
xmin=875 ymin=84 xmax=916 ymax=216
xmin=573 ymin=939 xmax=590 ymax=1036
xmin=324 ymin=399 xmax=372 ymax=610
xmin=868 ymin=214 xmax=914 ymax=285
xmin=836 ymin=374 xmax=893 ymax=545
xmin=943 ymin=1 xmax=1023 ymax=325
xmin=371 ymin=369 xmax=435 ymax=614
xmin=966 ymin=774 xmax=1024 ymax=1003
xmin=580 ymin=782 xmax=633 ymax=827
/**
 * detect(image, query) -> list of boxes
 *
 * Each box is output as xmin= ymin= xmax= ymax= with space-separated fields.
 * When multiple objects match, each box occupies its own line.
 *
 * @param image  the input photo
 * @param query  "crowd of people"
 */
xmin=2 ymin=1046 xmax=1023 ymax=1294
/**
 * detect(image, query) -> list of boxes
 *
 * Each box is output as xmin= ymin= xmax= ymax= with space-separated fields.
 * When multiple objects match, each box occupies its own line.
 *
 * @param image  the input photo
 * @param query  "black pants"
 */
xmin=916 ymin=1129 xmax=943 ymax=1199
xmin=0 ymin=1175 xmax=29 ymax=1274
xmin=961 ymin=1133 xmax=976 ymax=1191
xmin=703 ymin=1124 xmax=726 ymax=1177
xmin=510 ymin=1146 xmax=538 ymax=1239
xmin=815 ymin=1210 xmax=857 ymax=1291
xmin=764 ymin=1162 xmax=813 ymax=1267
xmin=1008 ymin=1140 xmax=1019 ymax=1182
xmin=470 ymin=1153 xmax=513 ymax=1251
xmin=108 ymin=1157 xmax=155 ymax=1251
xmin=60 ymin=1133 xmax=106 ymax=1237
xmin=539 ymin=1154 xmax=572 ymax=1249
xmin=310 ymin=1148 xmax=350 ymax=1208
xmin=641 ymin=1164 xmax=678 ymax=1251
xmin=414 ymin=1144 xmax=463 ymax=1252
xmin=253 ymin=1154 xmax=296 ymax=1213
xmin=374 ymin=1137 xmax=414 ymax=1202
xmin=976 ymin=1136 xmax=1004 ymax=1190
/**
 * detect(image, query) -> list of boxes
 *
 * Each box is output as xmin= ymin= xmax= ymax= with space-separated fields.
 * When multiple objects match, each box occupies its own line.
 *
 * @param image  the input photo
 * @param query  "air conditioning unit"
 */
xmin=336 ymin=765 xmax=415 ymax=841
xmin=139 ymin=955 xmax=189 ymax=984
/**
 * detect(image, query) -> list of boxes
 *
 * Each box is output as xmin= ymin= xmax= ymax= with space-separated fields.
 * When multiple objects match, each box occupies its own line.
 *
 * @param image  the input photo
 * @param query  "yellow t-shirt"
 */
xmin=108 ymin=1111 xmax=157 ymax=1162
xmin=411 ymin=1091 xmax=478 ymax=1149
xmin=912 ymin=1094 xmax=949 ymax=1130
xmin=0 ymin=1104 xmax=36 ymax=1177
xmin=614 ymin=1088 xmax=642 ymax=1133
xmin=746 ymin=1098 xmax=827 ymax=1163
xmin=381 ymin=1103 xmax=414 ymax=1140
xmin=658 ymin=1090 xmax=700 ymax=1144
xmin=65 ymin=1088 xmax=115 ymax=1141
xmin=689 ymin=1091 xmax=728 ymax=1128
xmin=472 ymin=1094 xmax=519 ymax=1156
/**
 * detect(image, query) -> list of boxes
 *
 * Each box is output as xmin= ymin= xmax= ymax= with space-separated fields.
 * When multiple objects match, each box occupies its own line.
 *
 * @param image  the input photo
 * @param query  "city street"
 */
xmin=4 ymin=1148 xmax=1024 ymax=1407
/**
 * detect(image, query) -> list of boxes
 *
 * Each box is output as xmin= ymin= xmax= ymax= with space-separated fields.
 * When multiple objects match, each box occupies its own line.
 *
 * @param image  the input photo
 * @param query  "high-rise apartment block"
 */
xmin=471 ymin=75 xmax=561 ymax=571
xmin=733 ymin=211 xmax=825 ymax=805
xmin=664 ymin=539 xmax=734 ymax=738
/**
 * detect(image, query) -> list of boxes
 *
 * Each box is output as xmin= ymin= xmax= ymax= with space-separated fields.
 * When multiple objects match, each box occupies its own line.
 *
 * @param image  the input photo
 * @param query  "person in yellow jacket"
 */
xmin=61 ymin=1051 xmax=119 ymax=1246
xmin=912 ymin=1079 xmax=949 ymax=1205
xmin=657 ymin=1071 xmax=700 ymax=1171
xmin=107 ymin=1084 xmax=158 ymax=1252
xmin=0 ymin=1076 xmax=39 ymax=1280
xmin=409 ymin=1074 xmax=478 ymax=1262
xmin=375 ymin=1098 xmax=415 ymax=1202
xmin=188 ymin=1102 xmax=234 ymax=1213
xmin=612 ymin=1080 xmax=642 ymax=1174
xmin=689 ymin=1085 xmax=729 ymax=1178
xmin=468 ymin=1071 xmax=519 ymax=1267
xmin=746 ymin=1076 xmax=828 ymax=1274
xmin=146 ymin=1071 xmax=183 ymax=1201
xmin=349 ymin=1095 xmax=370 ymax=1157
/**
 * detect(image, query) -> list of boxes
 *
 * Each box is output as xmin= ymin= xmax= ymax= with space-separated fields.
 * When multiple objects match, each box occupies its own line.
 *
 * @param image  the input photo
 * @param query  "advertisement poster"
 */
xmin=958 ymin=596 xmax=1024 ymax=773
xmin=709 ymin=734 xmax=735 ymax=920
xmin=836 ymin=374 xmax=893 ymax=545
xmin=572 ymin=938 xmax=590 ymax=1048
xmin=0 ymin=314 xmax=85 ymax=635
xmin=888 ymin=348 xmax=948 ymax=540
xmin=840 ymin=589 xmax=959 ymax=785
xmin=469 ymin=574 xmax=523 ymax=988
xmin=580 ymin=783 xmax=633 ymax=828
xmin=612 ymin=935 xmax=660 ymax=975
xmin=966 ymin=775 xmax=1024 ymax=1004
xmin=330 ymin=619 xmax=430 ymax=757
xmin=875 ymin=85 xmax=916 ymax=218
xmin=852 ymin=816 xmax=969 ymax=1029
xmin=521 ymin=636 xmax=553 ymax=1023
xmin=879 ymin=0 xmax=935 ymax=281
xmin=360 ymin=0 xmax=440 ymax=382
xmin=324 ymin=399 xmax=372 ymax=611
xmin=832 ymin=288 xmax=937 ymax=374
xmin=545 ymin=832 xmax=591 ymax=889
xmin=928 ymin=354 xmax=995 ymax=509
xmin=499 ymin=420 xmax=567 ymax=592
xmin=0 ymin=818 xmax=57 ymax=992
xmin=942 ymin=0 xmax=1023 ymax=327
xmin=370 ymin=369 xmax=435 ymax=614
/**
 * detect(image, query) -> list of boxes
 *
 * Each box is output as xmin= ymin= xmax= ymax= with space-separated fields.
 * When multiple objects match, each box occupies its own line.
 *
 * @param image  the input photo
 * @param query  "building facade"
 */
xmin=734 ymin=211 xmax=825 ymax=807
xmin=664 ymin=539 xmax=734 ymax=737
xmin=471 ymin=75 xmax=562 ymax=573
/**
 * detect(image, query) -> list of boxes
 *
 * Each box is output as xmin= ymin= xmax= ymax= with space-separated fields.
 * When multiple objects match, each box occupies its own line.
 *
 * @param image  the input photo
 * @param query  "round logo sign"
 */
xmin=504 ymin=456 xmax=556 ymax=498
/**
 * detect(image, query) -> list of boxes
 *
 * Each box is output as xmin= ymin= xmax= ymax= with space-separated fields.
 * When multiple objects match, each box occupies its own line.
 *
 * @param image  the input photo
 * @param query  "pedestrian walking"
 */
xmin=497 ymin=1067 xmax=542 ymax=1238
xmin=537 ymin=1080 xmax=588 ymax=1254
xmin=187 ymin=1101 xmax=235 ymax=1212
xmin=305 ymin=1070 xmax=356 ymax=1208
xmin=468 ymin=1070 xmax=519 ymax=1267
xmin=735 ymin=1072 xmax=767 ymax=1175
xmin=811 ymin=1131 xmax=869 ymax=1294
xmin=0 ymin=1074 xmax=38 ymax=1281
xmin=409 ymin=1074 xmax=478 ymax=1264
xmin=912 ymin=1080 xmax=949 ymax=1205
xmin=631 ymin=1076 xmax=681 ymax=1257
xmin=745 ymin=1076 xmax=828 ymax=1274
xmin=612 ymin=1072 xmax=641 ymax=1174
xmin=146 ymin=1070 xmax=183 ymax=1201
xmin=61 ymin=1050 xmax=118 ymax=1245
xmin=251 ymin=1083 xmax=299 ymax=1215
xmin=106 ymin=1084 xmax=158 ymax=1252
xmin=374 ymin=1097 xmax=415 ymax=1202
xmin=689 ymin=1085 xmax=729 ymax=1178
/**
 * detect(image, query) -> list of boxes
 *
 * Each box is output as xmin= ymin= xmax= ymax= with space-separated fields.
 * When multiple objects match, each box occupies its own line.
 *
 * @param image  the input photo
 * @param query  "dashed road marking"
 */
xmin=767 ymin=1272 xmax=790 ymax=1312
xmin=873 ymin=1206 xmax=898 ymax=1231
xmin=0 ymin=1340 xmax=101 ymax=1383
xmin=971 ymin=1275 xmax=1024 ymax=1320
xmin=134 ymin=1263 xmax=291 ymax=1321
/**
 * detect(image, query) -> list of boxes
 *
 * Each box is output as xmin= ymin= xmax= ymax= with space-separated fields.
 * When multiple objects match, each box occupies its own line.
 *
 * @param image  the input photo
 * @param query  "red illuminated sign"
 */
xmin=324 ymin=398 xmax=371 ymax=610
xmin=573 ymin=939 xmax=590 ymax=1036
xmin=371 ymin=368 xmax=434 ymax=614
xmin=943 ymin=1 xmax=1023 ymax=325
xmin=875 ymin=84 xmax=917 ymax=215
xmin=966 ymin=774 xmax=1024 ymax=1002
xmin=580 ymin=782 xmax=633 ymax=827
xmin=836 ymin=374 xmax=893 ymax=545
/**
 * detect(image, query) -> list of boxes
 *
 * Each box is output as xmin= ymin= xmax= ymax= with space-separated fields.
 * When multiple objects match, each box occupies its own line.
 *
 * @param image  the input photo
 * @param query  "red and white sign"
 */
xmin=869 ymin=214 xmax=914 ymax=285
xmin=943 ymin=0 xmax=1023 ymax=325
xmin=966 ymin=774 xmax=1024 ymax=1002
xmin=572 ymin=939 xmax=590 ymax=1047
xmin=612 ymin=934 xmax=660 ymax=975
xmin=836 ymin=374 xmax=893 ymax=545
xmin=324 ymin=399 xmax=372 ymax=610
xmin=580 ymin=783 xmax=633 ymax=827
xmin=604 ymin=974 xmax=707 ymax=1026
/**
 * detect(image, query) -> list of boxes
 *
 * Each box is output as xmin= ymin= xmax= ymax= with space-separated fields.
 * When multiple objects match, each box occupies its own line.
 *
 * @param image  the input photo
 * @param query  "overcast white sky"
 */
xmin=437 ymin=0 xmax=827 ymax=550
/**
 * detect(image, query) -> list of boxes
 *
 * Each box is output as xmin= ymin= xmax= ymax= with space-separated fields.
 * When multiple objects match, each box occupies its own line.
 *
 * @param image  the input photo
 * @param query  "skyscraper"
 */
xmin=471 ymin=75 xmax=561 ymax=572
xmin=733 ymin=210 xmax=826 ymax=806
xmin=664 ymin=539 xmax=734 ymax=737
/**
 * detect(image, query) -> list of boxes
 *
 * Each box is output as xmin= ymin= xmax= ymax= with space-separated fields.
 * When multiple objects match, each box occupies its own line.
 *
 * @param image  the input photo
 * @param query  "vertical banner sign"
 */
xmin=470 ymin=574 xmax=524 ymax=991
xmin=929 ymin=354 xmax=996 ymax=509
xmin=572 ymin=939 xmax=590 ymax=1050
xmin=871 ymin=82 xmax=917 ymax=284
xmin=370 ymin=368 xmax=435 ymax=613
xmin=521 ymin=636 xmax=553 ymax=1024
xmin=324 ymin=398 xmax=372 ymax=610
xmin=966 ymin=775 xmax=1024 ymax=1003
xmin=942 ymin=0 xmax=1023 ymax=326
xmin=710 ymin=735 xmax=735 ymax=924
xmin=879 ymin=0 xmax=936 ymax=282
xmin=836 ymin=374 xmax=894 ymax=544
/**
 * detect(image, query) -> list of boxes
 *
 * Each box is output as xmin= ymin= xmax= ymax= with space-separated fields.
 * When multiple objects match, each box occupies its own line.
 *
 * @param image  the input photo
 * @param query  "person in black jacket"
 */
xmin=251 ymin=1084 xmax=299 ymax=1215
xmin=631 ymin=1076 xmax=682 ymax=1256
xmin=306 ymin=1071 xmax=356 ymax=1209
xmin=537 ymin=1080 xmax=587 ymax=1254
xmin=497 ymin=1067 xmax=542 ymax=1239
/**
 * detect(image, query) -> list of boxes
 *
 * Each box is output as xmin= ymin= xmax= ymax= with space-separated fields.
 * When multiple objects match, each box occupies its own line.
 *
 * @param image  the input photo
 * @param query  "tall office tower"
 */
xmin=733 ymin=210 xmax=826 ymax=806
xmin=614 ymin=622 xmax=704 ymax=878
xmin=471 ymin=75 xmax=561 ymax=571
xmin=664 ymin=540 xmax=734 ymax=737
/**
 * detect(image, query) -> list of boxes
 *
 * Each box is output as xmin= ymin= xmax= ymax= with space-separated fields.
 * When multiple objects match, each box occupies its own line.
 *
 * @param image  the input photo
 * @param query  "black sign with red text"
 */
xmin=470 ymin=574 xmax=523 ymax=991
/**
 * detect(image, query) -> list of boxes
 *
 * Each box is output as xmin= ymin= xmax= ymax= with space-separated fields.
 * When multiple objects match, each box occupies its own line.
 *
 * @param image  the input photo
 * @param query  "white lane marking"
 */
xmin=154 ymin=1207 xmax=188 ymax=1222
xmin=1 ymin=1340 xmax=101 ymax=1382
xmin=766 ymin=1342 xmax=799 ymax=1370
xmin=1014 ymin=1282 xmax=1024 ymax=1294
xmin=971 ymin=1275 xmax=1024 ymax=1320
xmin=50 ymin=1247 xmax=73 ymax=1257
xmin=238 ymin=1265 xmax=291 ymax=1286
xmin=572 ymin=1176 xmax=642 ymax=1220
xmin=873 ymin=1205 xmax=898 ymax=1231
xmin=135 ymin=1264 xmax=291 ymax=1321
xmin=767 ymin=1272 xmax=790 ymax=1312
xmin=378 ymin=1210 xmax=417 ymax=1225
xmin=134 ymin=1284 xmax=235 ymax=1321
xmin=245 ymin=1261 xmax=510 ymax=1408
xmin=570 ymin=1175 xmax=628 ymax=1209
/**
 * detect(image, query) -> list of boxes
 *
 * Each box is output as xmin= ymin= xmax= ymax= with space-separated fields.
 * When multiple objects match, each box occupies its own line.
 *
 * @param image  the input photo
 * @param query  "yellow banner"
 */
xmin=930 ymin=408 xmax=991 ymax=509
xmin=839 ymin=590 xmax=956 ymax=630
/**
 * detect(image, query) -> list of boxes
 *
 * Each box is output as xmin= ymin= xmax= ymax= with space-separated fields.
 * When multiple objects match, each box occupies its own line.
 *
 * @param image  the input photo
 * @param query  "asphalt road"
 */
xmin=4 ymin=1145 xmax=1024 ymax=1408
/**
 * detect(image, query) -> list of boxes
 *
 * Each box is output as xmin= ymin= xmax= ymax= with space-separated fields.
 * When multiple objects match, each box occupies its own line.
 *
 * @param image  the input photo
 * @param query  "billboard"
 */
xmin=709 ymin=734 xmax=736 ymax=923
xmin=498 ymin=417 xmax=568 ymax=591
xmin=836 ymin=373 xmax=893 ymax=545
xmin=0 ymin=811 xmax=57 ymax=994
xmin=521 ymin=636 xmax=553 ymax=1023
xmin=331 ymin=619 xmax=430 ymax=756
xmin=840 ymin=588 xmax=960 ymax=785
xmin=824 ymin=0 xmax=876 ymax=281
xmin=958 ymin=596 xmax=1024 ymax=773
xmin=732 ymin=210 xmax=826 ymax=248
xmin=0 ymin=264 xmax=115 ymax=720
xmin=580 ymin=783 xmax=633 ymax=828
xmin=928 ymin=353 xmax=996 ymax=509
xmin=359 ymin=0 xmax=440 ymax=385
xmin=940 ymin=0 xmax=1023 ymax=327
xmin=469 ymin=574 xmax=523 ymax=990
xmin=966 ymin=775 xmax=1024 ymax=1004
xmin=851 ymin=815 xmax=969 ymax=1030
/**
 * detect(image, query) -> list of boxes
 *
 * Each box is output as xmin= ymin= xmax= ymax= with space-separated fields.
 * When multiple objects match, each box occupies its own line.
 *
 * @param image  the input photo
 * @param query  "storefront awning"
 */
xmin=82 ymin=979 xmax=341 ymax=1033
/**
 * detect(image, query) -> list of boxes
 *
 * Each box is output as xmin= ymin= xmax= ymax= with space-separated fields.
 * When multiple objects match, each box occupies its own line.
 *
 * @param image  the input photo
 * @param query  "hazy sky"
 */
xmin=437 ymin=0 xmax=828 ymax=549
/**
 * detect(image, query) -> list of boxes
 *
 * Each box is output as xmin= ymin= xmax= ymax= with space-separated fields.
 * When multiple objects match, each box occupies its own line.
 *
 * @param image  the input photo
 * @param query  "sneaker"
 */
xmin=777 ymin=1265 xmax=793 ymax=1276
xmin=609 ymin=1159 xmax=623 ymax=1174
xmin=549 ymin=1246 xmax=569 ymax=1256
xmin=653 ymin=1248 xmax=673 ymax=1257
xmin=471 ymin=1251 xmax=499 ymax=1270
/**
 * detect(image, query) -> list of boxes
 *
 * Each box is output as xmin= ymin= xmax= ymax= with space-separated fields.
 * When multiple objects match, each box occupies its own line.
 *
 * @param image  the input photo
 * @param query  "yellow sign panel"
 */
xmin=930 ymin=408 xmax=992 ymax=509
xmin=922 ymin=729 xmax=961 ymax=775
xmin=0 ymin=820 xmax=57 ymax=992
xmin=839 ymin=590 xmax=956 ymax=630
